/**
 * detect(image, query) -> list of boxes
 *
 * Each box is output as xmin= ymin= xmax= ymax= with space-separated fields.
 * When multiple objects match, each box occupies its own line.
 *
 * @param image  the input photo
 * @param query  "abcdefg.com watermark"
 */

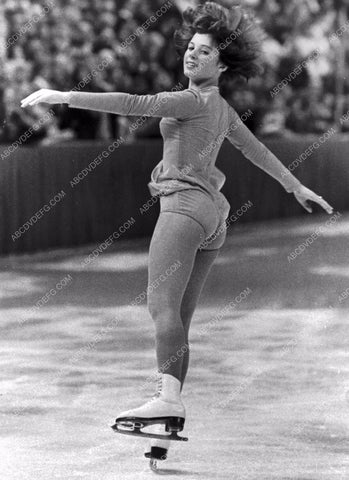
xmin=1 ymin=109 xmax=56 ymax=160
xmin=130 ymin=259 xmax=182 ymax=306
xmin=287 ymin=211 xmax=342 ymax=263
xmin=21 ymin=274 xmax=73 ymax=325
xmin=80 ymin=217 xmax=136 ymax=268
xmin=270 ymin=49 xmax=320 ymax=98
xmin=12 ymin=190 xmax=66 ymax=242
xmin=5 ymin=0 xmax=56 ymax=50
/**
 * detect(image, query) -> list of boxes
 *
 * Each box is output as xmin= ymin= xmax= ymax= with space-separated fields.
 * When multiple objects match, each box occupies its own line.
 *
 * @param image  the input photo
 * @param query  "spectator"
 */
xmin=1 ymin=0 xmax=345 ymax=143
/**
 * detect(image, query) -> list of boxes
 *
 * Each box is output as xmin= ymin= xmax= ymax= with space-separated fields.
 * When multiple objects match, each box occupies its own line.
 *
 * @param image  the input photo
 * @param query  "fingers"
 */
xmin=21 ymin=89 xmax=48 ymax=107
xmin=21 ymin=94 xmax=46 ymax=107
xmin=302 ymin=201 xmax=312 ymax=213
xmin=308 ymin=193 xmax=333 ymax=215
xmin=21 ymin=90 xmax=41 ymax=107
xmin=315 ymin=196 xmax=333 ymax=215
xmin=295 ymin=190 xmax=334 ymax=214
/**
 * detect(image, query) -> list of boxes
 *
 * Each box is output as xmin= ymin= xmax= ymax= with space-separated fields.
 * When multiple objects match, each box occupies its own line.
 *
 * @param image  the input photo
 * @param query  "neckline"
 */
xmin=189 ymin=85 xmax=219 ymax=91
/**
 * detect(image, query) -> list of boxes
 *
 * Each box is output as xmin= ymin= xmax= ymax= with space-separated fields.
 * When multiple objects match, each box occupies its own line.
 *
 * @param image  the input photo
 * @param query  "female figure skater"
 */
xmin=21 ymin=1 xmax=333 ymax=471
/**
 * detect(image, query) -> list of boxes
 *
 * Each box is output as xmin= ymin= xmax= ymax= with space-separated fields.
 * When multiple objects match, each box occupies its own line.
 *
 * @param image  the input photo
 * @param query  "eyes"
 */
xmin=188 ymin=46 xmax=210 ymax=55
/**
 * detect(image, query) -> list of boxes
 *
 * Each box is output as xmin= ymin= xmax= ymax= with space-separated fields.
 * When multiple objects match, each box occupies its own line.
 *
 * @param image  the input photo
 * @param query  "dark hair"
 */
xmin=173 ymin=1 xmax=266 ymax=84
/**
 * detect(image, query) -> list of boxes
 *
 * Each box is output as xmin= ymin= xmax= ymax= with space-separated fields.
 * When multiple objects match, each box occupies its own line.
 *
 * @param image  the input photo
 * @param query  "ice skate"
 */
xmin=144 ymin=375 xmax=171 ymax=471
xmin=111 ymin=373 xmax=188 ymax=441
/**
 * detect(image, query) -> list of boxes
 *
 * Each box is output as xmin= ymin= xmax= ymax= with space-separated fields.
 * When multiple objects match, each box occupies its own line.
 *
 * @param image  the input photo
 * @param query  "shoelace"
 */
xmin=156 ymin=372 xmax=162 ymax=394
xmin=149 ymin=372 xmax=163 ymax=401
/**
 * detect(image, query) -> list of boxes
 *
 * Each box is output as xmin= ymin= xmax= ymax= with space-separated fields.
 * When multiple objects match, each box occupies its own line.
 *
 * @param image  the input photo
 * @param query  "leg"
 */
xmin=113 ymin=209 xmax=214 ymax=448
xmin=180 ymin=248 xmax=220 ymax=390
xmin=147 ymin=211 xmax=206 ymax=381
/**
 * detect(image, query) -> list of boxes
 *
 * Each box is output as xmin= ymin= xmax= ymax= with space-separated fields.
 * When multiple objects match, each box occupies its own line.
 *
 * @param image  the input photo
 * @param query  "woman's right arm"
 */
xmin=226 ymin=106 xmax=333 ymax=214
xmin=21 ymin=88 xmax=202 ymax=119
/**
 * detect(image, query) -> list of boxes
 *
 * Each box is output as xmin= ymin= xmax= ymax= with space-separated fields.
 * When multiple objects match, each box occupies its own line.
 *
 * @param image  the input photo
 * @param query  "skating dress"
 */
xmin=68 ymin=86 xmax=302 ymax=228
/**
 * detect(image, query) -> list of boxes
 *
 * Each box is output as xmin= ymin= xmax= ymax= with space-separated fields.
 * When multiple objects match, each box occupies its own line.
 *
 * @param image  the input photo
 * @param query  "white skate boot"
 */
xmin=143 ymin=373 xmax=171 ymax=471
xmin=111 ymin=373 xmax=187 ymax=442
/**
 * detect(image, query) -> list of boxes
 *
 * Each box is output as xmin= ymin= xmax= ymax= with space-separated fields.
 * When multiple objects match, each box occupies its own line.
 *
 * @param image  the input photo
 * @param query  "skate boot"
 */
xmin=111 ymin=373 xmax=187 ymax=441
xmin=144 ymin=373 xmax=171 ymax=471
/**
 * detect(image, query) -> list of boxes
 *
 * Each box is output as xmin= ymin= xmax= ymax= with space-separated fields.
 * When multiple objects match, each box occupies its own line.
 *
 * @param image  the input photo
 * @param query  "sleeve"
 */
xmin=67 ymin=88 xmax=202 ymax=119
xmin=226 ymin=107 xmax=303 ymax=193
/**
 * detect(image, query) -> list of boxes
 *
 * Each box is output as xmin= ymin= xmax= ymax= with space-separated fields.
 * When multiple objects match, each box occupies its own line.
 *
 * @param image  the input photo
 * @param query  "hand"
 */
xmin=293 ymin=185 xmax=333 ymax=214
xmin=21 ymin=89 xmax=68 ymax=107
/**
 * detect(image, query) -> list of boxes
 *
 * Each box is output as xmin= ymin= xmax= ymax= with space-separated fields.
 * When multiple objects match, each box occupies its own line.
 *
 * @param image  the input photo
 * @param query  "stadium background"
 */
xmin=1 ymin=4 xmax=349 ymax=479
xmin=0 ymin=0 xmax=348 ymax=254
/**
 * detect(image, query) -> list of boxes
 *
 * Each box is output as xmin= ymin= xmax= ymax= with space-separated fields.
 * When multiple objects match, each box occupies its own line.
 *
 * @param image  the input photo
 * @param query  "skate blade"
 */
xmin=115 ymin=416 xmax=184 ymax=430
xmin=111 ymin=423 xmax=188 ymax=441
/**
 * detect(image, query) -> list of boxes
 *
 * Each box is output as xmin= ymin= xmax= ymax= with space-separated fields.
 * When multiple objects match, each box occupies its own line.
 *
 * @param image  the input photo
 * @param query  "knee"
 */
xmin=148 ymin=298 xmax=182 ymax=330
xmin=147 ymin=294 xmax=178 ymax=319
xmin=147 ymin=296 xmax=164 ymax=320
xmin=155 ymin=323 xmax=185 ymax=348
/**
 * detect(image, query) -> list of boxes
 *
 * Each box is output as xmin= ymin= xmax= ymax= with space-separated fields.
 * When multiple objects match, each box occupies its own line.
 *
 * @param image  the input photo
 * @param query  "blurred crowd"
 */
xmin=1 ymin=0 xmax=184 ymax=144
xmin=1 ymin=0 xmax=349 ymax=145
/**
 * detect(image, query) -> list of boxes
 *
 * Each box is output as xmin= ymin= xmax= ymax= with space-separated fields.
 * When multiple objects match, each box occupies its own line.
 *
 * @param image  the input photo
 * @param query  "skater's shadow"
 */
xmin=154 ymin=468 xmax=199 ymax=476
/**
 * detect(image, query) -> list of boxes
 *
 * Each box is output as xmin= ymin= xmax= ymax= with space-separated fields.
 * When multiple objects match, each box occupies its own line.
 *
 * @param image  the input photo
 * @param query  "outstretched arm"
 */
xmin=226 ymin=107 xmax=333 ymax=214
xmin=21 ymin=88 xmax=202 ymax=119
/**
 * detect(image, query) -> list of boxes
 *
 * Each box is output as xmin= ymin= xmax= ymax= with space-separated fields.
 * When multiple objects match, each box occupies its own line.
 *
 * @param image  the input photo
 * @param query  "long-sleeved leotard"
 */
xmin=67 ymin=87 xmax=303 ymax=226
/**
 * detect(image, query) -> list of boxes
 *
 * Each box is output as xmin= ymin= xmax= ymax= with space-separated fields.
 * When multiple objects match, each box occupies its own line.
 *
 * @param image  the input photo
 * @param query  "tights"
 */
xmin=147 ymin=211 xmax=220 ymax=389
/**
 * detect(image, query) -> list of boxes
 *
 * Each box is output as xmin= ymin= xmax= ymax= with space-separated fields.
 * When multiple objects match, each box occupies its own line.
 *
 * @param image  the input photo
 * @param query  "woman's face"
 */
xmin=183 ymin=33 xmax=225 ymax=82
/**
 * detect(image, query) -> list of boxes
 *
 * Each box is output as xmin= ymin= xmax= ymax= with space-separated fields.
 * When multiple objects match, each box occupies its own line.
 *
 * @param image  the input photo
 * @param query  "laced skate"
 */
xmin=143 ymin=374 xmax=172 ymax=471
xmin=111 ymin=373 xmax=188 ymax=441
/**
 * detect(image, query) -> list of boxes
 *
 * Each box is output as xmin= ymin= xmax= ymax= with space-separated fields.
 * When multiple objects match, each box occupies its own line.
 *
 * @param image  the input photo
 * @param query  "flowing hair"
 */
xmin=173 ymin=1 xmax=266 ymax=84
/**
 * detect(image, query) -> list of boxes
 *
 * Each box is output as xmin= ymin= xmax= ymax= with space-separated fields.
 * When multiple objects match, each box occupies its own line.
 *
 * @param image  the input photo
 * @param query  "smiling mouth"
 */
xmin=186 ymin=62 xmax=197 ymax=68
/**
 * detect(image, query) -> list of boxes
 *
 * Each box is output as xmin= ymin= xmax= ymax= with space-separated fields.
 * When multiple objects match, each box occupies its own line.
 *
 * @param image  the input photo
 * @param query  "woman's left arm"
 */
xmin=226 ymin=107 xmax=333 ymax=214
